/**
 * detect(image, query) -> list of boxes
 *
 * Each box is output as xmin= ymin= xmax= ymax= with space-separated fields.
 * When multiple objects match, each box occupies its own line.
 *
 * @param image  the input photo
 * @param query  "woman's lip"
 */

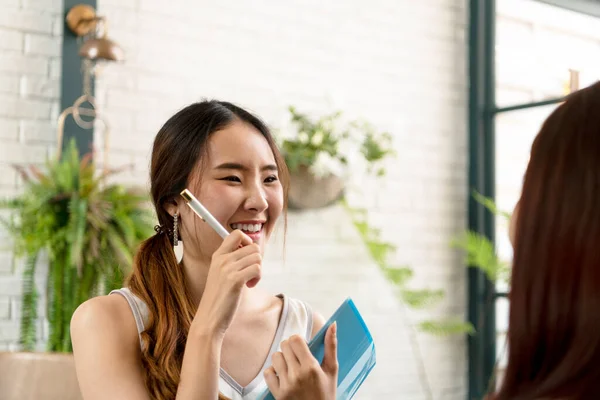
xmin=245 ymin=231 xmax=263 ymax=241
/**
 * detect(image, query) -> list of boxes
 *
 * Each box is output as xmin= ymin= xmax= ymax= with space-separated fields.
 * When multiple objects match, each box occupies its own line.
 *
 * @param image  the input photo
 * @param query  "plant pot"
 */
xmin=0 ymin=352 xmax=82 ymax=400
xmin=288 ymin=165 xmax=345 ymax=210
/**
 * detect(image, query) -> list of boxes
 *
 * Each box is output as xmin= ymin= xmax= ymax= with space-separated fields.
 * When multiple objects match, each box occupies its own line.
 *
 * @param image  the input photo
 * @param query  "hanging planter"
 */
xmin=279 ymin=106 xmax=395 ymax=210
xmin=0 ymin=139 xmax=153 ymax=353
xmin=288 ymin=164 xmax=345 ymax=210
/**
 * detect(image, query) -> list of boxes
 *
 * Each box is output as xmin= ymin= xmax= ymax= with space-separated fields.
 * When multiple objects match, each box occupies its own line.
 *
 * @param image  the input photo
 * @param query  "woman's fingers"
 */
xmin=322 ymin=322 xmax=339 ymax=376
xmin=288 ymin=335 xmax=315 ymax=366
xmin=213 ymin=229 xmax=252 ymax=255
xmin=271 ymin=351 xmax=288 ymax=377
xmin=264 ymin=366 xmax=280 ymax=394
xmin=225 ymin=243 xmax=262 ymax=264
xmin=235 ymin=263 xmax=262 ymax=286
xmin=231 ymin=252 xmax=262 ymax=271
xmin=265 ymin=330 xmax=338 ymax=399
xmin=280 ymin=339 xmax=301 ymax=373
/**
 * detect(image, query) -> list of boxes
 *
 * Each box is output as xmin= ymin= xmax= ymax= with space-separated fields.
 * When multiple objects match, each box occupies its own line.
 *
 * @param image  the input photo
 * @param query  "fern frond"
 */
xmin=400 ymin=288 xmax=445 ymax=308
xmin=472 ymin=190 xmax=512 ymax=221
xmin=19 ymin=253 xmax=39 ymax=351
xmin=382 ymin=266 xmax=413 ymax=286
xmin=419 ymin=319 xmax=476 ymax=336
xmin=66 ymin=196 xmax=88 ymax=275
xmin=452 ymin=231 xmax=510 ymax=282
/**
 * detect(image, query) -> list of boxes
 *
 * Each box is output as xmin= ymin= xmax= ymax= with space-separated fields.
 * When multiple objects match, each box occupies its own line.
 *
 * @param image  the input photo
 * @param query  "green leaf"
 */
xmin=107 ymin=226 xmax=135 ymax=266
xmin=19 ymin=253 xmax=39 ymax=351
xmin=67 ymin=196 xmax=88 ymax=275
xmin=48 ymin=255 xmax=65 ymax=352
xmin=400 ymin=288 xmax=445 ymax=308
xmin=382 ymin=266 xmax=413 ymax=286
xmin=451 ymin=231 xmax=510 ymax=283
xmin=472 ymin=190 xmax=512 ymax=220
xmin=366 ymin=240 xmax=395 ymax=265
xmin=419 ymin=319 xmax=476 ymax=336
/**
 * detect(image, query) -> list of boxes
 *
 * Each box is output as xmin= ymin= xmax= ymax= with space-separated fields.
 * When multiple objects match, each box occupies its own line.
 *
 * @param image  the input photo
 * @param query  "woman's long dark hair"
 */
xmin=493 ymin=81 xmax=600 ymax=400
xmin=127 ymin=101 xmax=289 ymax=399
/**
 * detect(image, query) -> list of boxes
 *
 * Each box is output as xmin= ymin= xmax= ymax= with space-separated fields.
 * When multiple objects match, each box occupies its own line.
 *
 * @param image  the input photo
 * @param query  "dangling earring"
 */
xmin=173 ymin=212 xmax=179 ymax=246
xmin=173 ymin=212 xmax=183 ymax=262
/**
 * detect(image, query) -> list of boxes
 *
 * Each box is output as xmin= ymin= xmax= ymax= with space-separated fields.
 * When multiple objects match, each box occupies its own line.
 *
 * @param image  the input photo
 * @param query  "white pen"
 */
xmin=180 ymin=189 xmax=230 ymax=239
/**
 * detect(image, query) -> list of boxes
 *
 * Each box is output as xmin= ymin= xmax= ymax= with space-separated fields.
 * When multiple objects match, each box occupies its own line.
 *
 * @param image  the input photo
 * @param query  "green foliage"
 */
xmin=472 ymin=190 xmax=512 ymax=221
xmin=401 ymin=289 xmax=445 ymax=309
xmin=355 ymin=121 xmax=394 ymax=176
xmin=451 ymin=231 xmax=510 ymax=283
xmin=0 ymin=139 xmax=154 ymax=352
xmin=343 ymin=191 xmax=512 ymax=337
xmin=282 ymin=107 xmax=343 ymax=172
xmin=280 ymin=106 xmax=395 ymax=176
xmin=19 ymin=254 xmax=38 ymax=351
xmin=441 ymin=192 xmax=512 ymax=338
xmin=341 ymin=188 xmax=513 ymax=344
xmin=418 ymin=319 xmax=476 ymax=336
xmin=455 ymin=191 xmax=512 ymax=285
xmin=382 ymin=266 xmax=413 ymax=286
xmin=341 ymin=200 xmax=476 ymax=335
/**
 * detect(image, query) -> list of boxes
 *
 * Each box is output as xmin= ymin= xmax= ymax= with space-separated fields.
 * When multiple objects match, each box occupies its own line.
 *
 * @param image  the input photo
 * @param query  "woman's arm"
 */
xmin=71 ymin=295 xmax=225 ymax=400
xmin=175 ymin=323 xmax=223 ymax=399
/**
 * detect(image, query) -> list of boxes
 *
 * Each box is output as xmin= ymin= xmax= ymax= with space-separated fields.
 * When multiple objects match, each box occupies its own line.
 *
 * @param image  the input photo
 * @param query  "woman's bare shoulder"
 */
xmin=71 ymin=294 xmax=139 ymax=351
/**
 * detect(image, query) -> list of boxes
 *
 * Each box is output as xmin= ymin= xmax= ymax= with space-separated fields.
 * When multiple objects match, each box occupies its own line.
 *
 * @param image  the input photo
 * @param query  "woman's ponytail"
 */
xmin=127 ymin=229 xmax=195 ymax=399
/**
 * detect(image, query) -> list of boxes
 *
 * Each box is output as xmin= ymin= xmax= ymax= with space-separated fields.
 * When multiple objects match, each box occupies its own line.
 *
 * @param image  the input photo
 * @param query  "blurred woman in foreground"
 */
xmin=492 ymin=81 xmax=600 ymax=400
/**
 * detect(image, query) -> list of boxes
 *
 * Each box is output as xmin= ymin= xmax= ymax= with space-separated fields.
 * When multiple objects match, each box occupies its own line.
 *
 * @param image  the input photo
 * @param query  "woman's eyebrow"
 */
xmin=214 ymin=162 xmax=278 ymax=172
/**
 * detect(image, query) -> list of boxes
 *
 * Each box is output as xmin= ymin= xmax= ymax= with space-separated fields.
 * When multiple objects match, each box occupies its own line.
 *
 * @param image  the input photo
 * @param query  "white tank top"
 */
xmin=110 ymin=288 xmax=314 ymax=400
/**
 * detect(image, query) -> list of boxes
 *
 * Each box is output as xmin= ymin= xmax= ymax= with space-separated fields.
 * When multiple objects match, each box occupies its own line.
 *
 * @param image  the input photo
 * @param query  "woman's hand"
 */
xmin=264 ymin=322 xmax=338 ymax=400
xmin=192 ymin=230 xmax=261 ymax=338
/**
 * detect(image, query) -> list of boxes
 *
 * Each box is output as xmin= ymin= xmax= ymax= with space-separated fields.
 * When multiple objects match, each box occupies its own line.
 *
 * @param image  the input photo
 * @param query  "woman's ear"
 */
xmin=163 ymin=198 xmax=179 ymax=217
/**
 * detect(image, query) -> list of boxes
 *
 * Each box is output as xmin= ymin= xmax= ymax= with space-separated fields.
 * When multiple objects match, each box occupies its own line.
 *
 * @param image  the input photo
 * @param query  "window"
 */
xmin=468 ymin=0 xmax=600 ymax=397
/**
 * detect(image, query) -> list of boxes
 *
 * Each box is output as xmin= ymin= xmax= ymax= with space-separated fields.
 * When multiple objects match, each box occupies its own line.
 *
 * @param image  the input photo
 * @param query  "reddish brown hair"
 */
xmin=127 ymin=101 xmax=289 ymax=399
xmin=494 ymin=81 xmax=600 ymax=399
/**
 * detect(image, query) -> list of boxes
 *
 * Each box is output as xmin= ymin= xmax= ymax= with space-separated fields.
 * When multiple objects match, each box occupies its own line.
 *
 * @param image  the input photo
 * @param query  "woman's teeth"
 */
xmin=231 ymin=223 xmax=263 ymax=233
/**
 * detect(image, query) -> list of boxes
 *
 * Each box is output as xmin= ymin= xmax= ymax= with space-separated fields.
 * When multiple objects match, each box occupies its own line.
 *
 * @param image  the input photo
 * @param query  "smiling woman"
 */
xmin=69 ymin=100 xmax=339 ymax=400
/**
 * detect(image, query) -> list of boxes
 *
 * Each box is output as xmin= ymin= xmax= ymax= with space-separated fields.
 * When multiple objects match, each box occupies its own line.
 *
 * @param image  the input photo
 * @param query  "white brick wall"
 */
xmin=0 ymin=0 xmax=63 ymax=351
xmin=95 ymin=0 xmax=469 ymax=398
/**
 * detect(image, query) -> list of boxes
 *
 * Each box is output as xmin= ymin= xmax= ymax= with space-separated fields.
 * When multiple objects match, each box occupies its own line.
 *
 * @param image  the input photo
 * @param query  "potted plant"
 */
xmin=279 ymin=106 xmax=395 ymax=209
xmin=0 ymin=139 xmax=154 ymax=399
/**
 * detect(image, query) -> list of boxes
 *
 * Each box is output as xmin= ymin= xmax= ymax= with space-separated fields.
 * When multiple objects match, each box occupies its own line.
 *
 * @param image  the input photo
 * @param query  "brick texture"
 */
xmin=94 ymin=0 xmax=469 ymax=398
xmin=0 ymin=0 xmax=62 ymax=352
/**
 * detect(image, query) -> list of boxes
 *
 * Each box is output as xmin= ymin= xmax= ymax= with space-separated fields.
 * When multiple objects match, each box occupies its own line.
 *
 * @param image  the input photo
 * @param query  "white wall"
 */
xmin=0 ymin=0 xmax=63 ymax=351
xmin=95 ymin=1 xmax=469 ymax=398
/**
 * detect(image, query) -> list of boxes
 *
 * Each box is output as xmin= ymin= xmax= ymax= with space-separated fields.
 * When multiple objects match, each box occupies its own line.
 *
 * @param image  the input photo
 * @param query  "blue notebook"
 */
xmin=257 ymin=298 xmax=376 ymax=400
